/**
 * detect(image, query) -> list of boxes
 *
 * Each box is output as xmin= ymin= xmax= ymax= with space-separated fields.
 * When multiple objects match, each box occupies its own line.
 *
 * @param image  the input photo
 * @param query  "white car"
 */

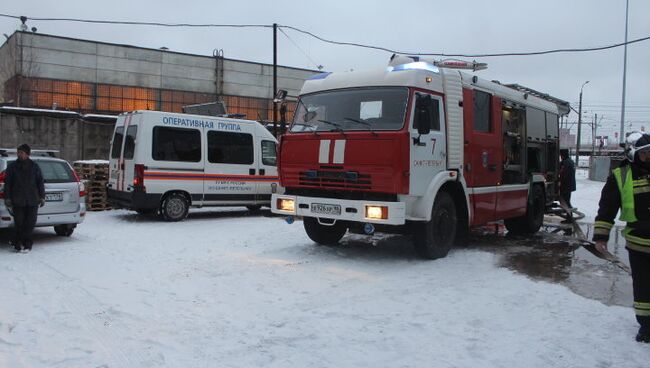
xmin=0 ymin=149 xmax=86 ymax=236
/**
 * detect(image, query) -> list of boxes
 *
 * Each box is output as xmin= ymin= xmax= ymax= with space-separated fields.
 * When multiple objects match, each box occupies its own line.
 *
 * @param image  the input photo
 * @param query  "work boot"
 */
xmin=636 ymin=327 xmax=650 ymax=343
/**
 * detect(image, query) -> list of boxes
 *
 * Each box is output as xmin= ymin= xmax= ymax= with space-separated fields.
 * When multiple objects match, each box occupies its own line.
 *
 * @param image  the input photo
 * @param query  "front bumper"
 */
xmin=271 ymin=194 xmax=406 ymax=225
xmin=0 ymin=205 xmax=86 ymax=229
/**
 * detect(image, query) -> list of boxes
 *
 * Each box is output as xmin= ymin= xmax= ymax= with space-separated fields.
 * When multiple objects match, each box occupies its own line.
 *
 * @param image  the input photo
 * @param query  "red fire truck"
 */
xmin=272 ymin=55 xmax=570 ymax=259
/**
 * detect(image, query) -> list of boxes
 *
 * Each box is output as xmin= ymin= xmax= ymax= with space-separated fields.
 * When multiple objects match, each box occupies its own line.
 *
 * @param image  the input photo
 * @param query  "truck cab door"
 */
xmin=463 ymin=89 xmax=503 ymax=224
xmin=410 ymin=92 xmax=447 ymax=196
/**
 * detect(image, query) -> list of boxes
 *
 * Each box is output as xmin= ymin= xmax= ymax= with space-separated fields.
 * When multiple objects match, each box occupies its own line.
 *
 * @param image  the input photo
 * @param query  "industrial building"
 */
xmin=0 ymin=30 xmax=318 ymax=161
xmin=0 ymin=30 xmax=316 ymax=118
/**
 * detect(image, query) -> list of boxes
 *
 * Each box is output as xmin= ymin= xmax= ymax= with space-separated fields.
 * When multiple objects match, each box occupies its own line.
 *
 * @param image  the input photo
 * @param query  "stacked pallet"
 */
xmin=73 ymin=160 xmax=111 ymax=211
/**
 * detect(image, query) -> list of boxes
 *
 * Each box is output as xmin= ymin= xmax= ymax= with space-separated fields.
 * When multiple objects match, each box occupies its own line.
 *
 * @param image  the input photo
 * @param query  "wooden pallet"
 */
xmin=87 ymin=202 xmax=112 ymax=211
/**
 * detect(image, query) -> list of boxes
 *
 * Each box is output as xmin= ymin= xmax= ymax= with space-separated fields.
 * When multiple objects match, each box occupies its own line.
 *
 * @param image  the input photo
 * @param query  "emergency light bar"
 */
xmin=388 ymin=54 xmax=488 ymax=72
xmin=433 ymin=59 xmax=487 ymax=71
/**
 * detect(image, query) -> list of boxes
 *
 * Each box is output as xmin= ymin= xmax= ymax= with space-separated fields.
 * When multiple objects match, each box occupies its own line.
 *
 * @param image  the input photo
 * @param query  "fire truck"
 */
xmin=272 ymin=55 xmax=570 ymax=259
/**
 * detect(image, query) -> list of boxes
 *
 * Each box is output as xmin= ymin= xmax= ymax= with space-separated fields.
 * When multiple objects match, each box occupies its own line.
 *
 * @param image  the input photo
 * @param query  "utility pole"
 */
xmin=592 ymin=113 xmax=597 ymax=156
xmin=273 ymin=23 xmax=278 ymax=136
xmin=576 ymin=81 xmax=589 ymax=165
xmin=619 ymin=0 xmax=629 ymax=143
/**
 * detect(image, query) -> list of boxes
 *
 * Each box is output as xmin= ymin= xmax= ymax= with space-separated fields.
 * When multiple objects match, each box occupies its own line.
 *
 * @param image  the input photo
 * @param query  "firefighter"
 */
xmin=593 ymin=131 xmax=650 ymax=343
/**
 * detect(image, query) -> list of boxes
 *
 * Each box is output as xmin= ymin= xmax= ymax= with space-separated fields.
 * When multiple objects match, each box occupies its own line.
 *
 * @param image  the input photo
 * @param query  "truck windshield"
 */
xmin=291 ymin=87 xmax=408 ymax=132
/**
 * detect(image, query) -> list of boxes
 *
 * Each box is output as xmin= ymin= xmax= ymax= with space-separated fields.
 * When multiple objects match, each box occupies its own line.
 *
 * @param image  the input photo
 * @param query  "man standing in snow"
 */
xmin=593 ymin=132 xmax=650 ymax=343
xmin=3 ymin=144 xmax=45 ymax=253
xmin=558 ymin=148 xmax=576 ymax=209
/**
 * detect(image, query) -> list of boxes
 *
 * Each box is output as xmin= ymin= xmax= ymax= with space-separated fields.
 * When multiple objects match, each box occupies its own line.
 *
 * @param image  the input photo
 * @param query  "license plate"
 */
xmin=45 ymin=192 xmax=63 ymax=202
xmin=311 ymin=203 xmax=341 ymax=216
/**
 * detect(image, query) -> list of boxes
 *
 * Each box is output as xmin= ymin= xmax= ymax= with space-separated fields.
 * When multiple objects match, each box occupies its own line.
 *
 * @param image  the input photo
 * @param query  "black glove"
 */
xmin=4 ymin=198 xmax=12 ymax=208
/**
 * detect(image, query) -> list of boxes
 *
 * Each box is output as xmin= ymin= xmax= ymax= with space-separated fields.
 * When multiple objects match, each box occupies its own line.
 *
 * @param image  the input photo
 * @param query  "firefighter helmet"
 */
xmin=624 ymin=131 xmax=650 ymax=162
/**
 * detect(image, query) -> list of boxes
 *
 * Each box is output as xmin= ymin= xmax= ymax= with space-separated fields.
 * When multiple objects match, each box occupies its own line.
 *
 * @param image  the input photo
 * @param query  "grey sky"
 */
xmin=2 ymin=0 xmax=649 ymax=142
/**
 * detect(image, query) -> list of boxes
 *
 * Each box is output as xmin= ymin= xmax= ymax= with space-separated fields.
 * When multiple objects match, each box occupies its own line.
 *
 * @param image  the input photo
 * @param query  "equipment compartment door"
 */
xmin=463 ymin=89 xmax=503 ymax=224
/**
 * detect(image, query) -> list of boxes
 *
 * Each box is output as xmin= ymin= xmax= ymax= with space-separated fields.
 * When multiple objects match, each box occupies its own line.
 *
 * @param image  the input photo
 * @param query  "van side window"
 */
xmin=261 ymin=140 xmax=277 ymax=166
xmin=123 ymin=125 xmax=138 ymax=159
xmin=110 ymin=127 xmax=124 ymax=159
xmin=152 ymin=126 xmax=201 ymax=162
xmin=207 ymin=131 xmax=253 ymax=164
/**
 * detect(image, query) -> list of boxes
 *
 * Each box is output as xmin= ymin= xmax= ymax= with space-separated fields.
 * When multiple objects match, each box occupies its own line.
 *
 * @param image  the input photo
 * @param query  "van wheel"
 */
xmin=413 ymin=192 xmax=456 ymax=259
xmin=246 ymin=205 xmax=262 ymax=212
xmin=160 ymin=193 xmax=189 ymax=222
xmin=54 ymin=224 xmax=75 ymax=237
xmin=505 ymin=185 xmax=544 ymax=234
xmin=303 ymin=217 xmax=347 ymax=245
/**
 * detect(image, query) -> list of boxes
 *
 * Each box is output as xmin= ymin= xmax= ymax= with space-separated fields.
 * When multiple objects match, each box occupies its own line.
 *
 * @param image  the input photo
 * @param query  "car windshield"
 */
xmin=290 ymin=87 xmax=408 ymax=133
xmin=35 ymin=160 xmax=76 ymax=183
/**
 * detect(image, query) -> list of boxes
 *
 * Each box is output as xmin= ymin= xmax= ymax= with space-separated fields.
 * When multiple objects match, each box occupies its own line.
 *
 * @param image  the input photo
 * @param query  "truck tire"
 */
xmin=504 ymin=185 xmax=544 ymax=234
xmin=303 ymin=217 xmax=347 ymax=245
xmin=413 ymin=191 xmax=456 ymax=259
xmin=54 ymin=224 xmax=75 ymax=237
xmin=160 ymin=193 xmax=189 ymax=222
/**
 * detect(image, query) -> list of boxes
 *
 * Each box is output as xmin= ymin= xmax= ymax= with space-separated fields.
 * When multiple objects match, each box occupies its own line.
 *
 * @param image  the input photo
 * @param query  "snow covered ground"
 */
xmin=1 ymin=172 xmax=649 ymax=367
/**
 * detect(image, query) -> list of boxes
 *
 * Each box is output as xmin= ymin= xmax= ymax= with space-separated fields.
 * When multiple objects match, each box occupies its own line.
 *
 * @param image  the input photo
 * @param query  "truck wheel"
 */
xmin=160 ymin=193 xmax=189 ymax=222
xmin=413 ymin=192 xmax=456 ymax=259
xmin=504 ymin=185 xmax=544 ymax=234
xmin=54 ymin=224 xmax=75 ymax=237
xmin=303 ymin=217 xmax=347 ymax=245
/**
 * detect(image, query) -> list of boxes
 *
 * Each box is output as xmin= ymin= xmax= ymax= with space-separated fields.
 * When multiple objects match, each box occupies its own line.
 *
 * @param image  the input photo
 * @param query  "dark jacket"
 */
xmin=593 ymin=161 xmax=650 ymax=253
xmin=559 ymin=157 xmax=576 ymax=193
xmin=4 ymin=158 xmax=45 ymax=207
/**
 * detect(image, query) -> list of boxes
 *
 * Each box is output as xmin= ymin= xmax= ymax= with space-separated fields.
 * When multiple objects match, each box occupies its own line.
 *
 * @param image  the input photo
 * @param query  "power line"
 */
xmin=278 ymin=27 xmax=322 ymax=70
xmin=2 ymin=13 xmax=650 ymax=58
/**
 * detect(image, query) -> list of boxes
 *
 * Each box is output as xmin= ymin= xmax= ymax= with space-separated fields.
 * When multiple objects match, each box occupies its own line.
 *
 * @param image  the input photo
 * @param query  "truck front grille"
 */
xmin=298 ymin=168 xmax=371 ymax=190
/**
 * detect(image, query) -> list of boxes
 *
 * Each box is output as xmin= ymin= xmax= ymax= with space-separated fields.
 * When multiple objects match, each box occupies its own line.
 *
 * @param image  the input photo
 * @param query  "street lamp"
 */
xmin=575 ymin=81 xmax=589 ymax=165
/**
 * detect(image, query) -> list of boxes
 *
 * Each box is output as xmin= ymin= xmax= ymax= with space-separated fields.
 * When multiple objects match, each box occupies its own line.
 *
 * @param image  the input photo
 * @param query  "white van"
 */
xmin=107 ymin=110 xmax=280 ymax=221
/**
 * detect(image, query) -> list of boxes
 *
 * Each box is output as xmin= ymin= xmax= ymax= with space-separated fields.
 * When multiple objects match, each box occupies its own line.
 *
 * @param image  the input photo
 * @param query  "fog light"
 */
xmin=365 ymin=205 xmax=388 ymax=220
xmin=277 ymin=198 xmax=295 ymax=212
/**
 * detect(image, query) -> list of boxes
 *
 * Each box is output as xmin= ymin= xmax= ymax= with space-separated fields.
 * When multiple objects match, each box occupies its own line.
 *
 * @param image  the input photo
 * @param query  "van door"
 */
xmin=121 ymin=118 xmax=139 ymax=194
xmin=108 ymin=117 xmax=126 ymax=192
xmin=203 ymin=122 xmax=257 ymax=205
xmin=463 ymin=89 xmax=503 ymax=225
xmin=256 ymin=138 xmax=279 ymax=205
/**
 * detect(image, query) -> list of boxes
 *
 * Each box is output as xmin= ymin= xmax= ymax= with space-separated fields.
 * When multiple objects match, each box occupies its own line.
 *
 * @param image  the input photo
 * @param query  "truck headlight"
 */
xmin=365 ymin=205 xmax=388 ymax=220
xmin=277 ymin=198 xmax=295 ymax=212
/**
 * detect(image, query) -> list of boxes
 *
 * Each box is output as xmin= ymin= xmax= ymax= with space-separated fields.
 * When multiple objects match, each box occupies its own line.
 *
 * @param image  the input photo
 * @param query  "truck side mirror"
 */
xmin=414 ymin=94 xmax=432 ymax=135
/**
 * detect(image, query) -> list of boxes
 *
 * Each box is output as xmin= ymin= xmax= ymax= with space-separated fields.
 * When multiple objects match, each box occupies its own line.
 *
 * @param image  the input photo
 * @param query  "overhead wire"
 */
xmin=278 ymin=27 xmax=322 ymax=70
xmin=1 ymin=13 xmax=649 ymax=58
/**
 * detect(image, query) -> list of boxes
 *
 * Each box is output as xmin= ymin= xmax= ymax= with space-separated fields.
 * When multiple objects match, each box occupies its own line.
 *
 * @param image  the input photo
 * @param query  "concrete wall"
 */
xmin=13 ymin=32 xmax=315 ymax=99
xmin=0 ymin=113 xmax=114 ymax=162
xmin=0 ymin=35 xmax=18 ymax=103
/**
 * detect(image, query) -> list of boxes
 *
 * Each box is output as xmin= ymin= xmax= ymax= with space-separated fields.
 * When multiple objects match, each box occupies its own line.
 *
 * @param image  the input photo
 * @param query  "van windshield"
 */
xmin=291 ymin=87 xmax=408 ymax=133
